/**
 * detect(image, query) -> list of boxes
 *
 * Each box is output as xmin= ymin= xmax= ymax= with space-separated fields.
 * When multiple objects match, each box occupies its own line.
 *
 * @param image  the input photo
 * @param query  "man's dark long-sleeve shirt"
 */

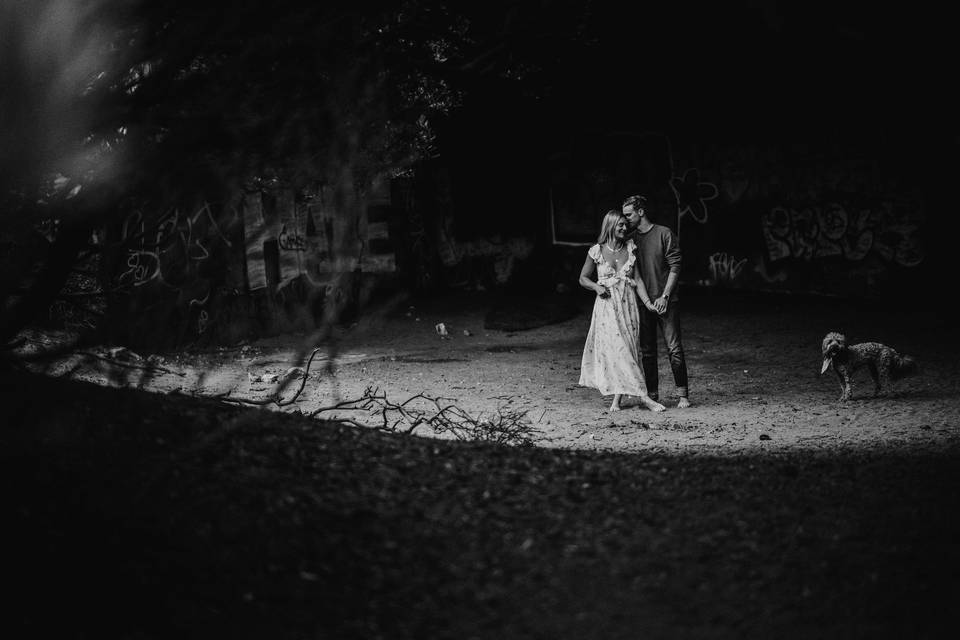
xmin=631 ymin=224 xmax=681 ymax=300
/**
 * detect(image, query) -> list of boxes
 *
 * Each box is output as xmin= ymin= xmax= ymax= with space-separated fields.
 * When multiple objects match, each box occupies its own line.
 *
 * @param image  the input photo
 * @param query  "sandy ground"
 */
xmin=26 ymin=289 xmax=960 ymax=455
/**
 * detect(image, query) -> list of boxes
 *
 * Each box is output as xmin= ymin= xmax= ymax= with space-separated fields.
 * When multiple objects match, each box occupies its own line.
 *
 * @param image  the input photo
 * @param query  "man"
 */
xmin=622 ymin=194 xmax=690 ymax=408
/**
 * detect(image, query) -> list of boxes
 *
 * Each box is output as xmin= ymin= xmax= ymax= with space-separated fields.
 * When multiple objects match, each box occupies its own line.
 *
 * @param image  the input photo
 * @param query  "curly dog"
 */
xmin=821 ymin=332 xmax=918 ymax=401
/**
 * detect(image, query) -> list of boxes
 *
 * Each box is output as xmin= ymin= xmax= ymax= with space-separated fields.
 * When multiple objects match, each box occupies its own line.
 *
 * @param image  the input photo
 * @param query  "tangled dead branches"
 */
xmin=309 ymin=386 xmax=542 ymax=447
xmin=216 ymin=347 xmax=541 ymax=447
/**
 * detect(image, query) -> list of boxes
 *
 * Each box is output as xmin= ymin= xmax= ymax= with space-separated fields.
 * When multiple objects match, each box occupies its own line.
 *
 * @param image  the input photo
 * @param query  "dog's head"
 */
xmin=822 ymin=332 xmax=846 ymax=357
xmin=820 ymin=331 xmax=847 ymax=374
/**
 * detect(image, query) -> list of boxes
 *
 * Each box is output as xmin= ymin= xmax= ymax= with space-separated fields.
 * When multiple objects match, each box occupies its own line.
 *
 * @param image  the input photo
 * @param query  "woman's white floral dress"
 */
xmin=579 ymin=240 xmax=648 ymax=396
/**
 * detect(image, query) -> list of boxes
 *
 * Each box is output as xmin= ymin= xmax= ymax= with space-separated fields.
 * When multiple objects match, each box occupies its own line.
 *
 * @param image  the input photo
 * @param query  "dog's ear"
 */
xmin=820 ymin=357 xmax=832 ymax=374
xmin=821 ymin=335 xmax=835 ymax=356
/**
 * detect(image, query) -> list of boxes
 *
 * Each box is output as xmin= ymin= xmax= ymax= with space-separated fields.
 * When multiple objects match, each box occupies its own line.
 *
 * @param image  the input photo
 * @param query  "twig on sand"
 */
xmin=218 ymin=347 xmax=324 ymax=407
xmin=309 ymin=387 xmax=541 ymax=446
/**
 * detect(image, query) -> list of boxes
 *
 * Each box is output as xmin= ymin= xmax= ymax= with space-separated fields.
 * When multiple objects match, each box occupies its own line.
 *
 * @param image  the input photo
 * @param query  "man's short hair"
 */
xmin=622 ymin=194 xmax=648 ymax=210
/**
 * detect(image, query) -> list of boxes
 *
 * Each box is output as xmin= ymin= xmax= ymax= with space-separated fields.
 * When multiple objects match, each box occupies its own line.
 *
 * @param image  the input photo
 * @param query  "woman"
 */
xmin=578 ymin=210 xmax=666 ymax=412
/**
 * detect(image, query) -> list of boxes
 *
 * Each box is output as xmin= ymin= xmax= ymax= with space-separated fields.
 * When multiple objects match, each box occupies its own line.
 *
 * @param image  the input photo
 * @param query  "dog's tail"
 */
xmin=891 ymin=353 xmax=919 ymax=380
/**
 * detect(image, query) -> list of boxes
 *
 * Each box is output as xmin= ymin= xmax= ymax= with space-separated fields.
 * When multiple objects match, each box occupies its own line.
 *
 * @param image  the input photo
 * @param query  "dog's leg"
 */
xmin=840 ymin=369 xmax=853 ymax=400
xmin=868 ymin=363 xmax=881 ymax=396
xmin=834 ymin=367 xmax=850 ymax=401
xmin=879 ymin=367 xmax=891 ymax=395
xmin=878 ymin=352 xmax=893 ymax=395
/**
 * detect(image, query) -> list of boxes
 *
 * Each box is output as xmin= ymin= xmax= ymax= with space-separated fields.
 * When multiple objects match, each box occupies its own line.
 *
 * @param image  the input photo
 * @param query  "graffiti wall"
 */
xmin=113 ymin=198 xmax=244 ymax=346
xmin=243 ymin=180 xmax=396 ymax=294
xmin=675 ymin=140 xmax=926 ymax=298
xmin=549 ymin=133 xmax=927 ymax=300
xmin=110 ymin=179 xmax=399 ymax=348
xmin=391 ymin=166 xmax=537 ymax=292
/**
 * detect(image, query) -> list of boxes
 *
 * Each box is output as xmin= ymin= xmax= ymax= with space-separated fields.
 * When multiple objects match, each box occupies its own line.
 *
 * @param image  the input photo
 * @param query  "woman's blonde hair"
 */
xmin=597 ymin=209 xmax=625 ymax=244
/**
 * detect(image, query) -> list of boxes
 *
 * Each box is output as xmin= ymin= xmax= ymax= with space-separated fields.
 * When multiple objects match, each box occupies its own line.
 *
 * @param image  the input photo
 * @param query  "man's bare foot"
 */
xmin=677 ymin=397 xmax=690 ymax=409
xmin=640 ymin=396 xmax=666 ymax=412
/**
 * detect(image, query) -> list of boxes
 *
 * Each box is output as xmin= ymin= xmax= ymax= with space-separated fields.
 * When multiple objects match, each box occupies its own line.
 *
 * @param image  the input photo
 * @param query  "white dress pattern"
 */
xmin=578 ymin=240 xmax=648 ymax=397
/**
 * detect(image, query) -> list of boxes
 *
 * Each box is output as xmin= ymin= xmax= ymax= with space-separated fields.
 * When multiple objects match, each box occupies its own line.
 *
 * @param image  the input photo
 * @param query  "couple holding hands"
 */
xmin=578 ymin=195 xmax=690 ymax=413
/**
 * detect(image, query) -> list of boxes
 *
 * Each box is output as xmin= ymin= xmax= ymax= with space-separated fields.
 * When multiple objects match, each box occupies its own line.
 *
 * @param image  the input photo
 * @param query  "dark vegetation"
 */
xmin=1 ymin=0 xmax=596 ymax=355
xmin=5 ymin=369 xmax=959 ymax=639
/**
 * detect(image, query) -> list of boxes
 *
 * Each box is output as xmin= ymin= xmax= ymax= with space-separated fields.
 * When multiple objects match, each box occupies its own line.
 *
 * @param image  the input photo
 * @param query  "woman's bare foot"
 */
xmin=609 ymin=394 xmax=622 ymax=412
xmin=639 ymin=396 xmax=666 ymax=412
xmin=677 ymin=397 xmax=690 ymax=409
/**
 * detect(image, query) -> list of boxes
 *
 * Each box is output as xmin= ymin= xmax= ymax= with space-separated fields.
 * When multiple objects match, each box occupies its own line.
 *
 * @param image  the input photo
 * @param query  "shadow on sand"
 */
xmin=4 ymin=370 xmax=959 ymax=639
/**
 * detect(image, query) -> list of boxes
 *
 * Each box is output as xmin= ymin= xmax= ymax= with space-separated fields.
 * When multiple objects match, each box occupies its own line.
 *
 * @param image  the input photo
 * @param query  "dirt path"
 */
xmin=29 ymin=290 xmax=960 ymax=455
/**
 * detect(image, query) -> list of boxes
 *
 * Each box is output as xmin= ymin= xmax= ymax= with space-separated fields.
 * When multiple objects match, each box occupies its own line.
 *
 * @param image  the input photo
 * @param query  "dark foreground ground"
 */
xmin=3 ymin=290 xmax=960 ymax=639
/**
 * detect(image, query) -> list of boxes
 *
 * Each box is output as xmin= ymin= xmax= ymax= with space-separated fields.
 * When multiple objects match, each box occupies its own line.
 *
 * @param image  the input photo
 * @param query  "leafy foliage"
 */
xmin=1 ymin=0 xmax=596 ymax=350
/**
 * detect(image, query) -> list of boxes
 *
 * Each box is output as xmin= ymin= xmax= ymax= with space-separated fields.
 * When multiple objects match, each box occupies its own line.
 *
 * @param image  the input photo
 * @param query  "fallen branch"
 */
xmin=219 ymin=347 xmax=324 ymax=407
xmin=309 ymin=387 xmax=541 ymax=446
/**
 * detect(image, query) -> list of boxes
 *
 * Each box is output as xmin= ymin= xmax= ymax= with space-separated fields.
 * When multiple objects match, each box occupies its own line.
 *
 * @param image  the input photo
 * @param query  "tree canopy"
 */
xmin=0 ymin=0 xmax=601 ymax=347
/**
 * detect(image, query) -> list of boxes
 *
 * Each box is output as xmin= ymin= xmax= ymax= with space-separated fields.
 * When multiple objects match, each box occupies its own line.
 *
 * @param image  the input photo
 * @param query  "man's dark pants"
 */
xmin=638 ymin=302 xmax=688 ymax=400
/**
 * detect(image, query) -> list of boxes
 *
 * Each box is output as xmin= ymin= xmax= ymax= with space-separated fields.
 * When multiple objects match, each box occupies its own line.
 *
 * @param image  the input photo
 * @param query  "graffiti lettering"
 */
xmin=760 ymin=202 xmax=920 ymax=267
xmin=708 ymin=252 xmax=747 ymax=285
xmin=117 ymin=201 xmax=233 ymax=338
xmin=120 ymin=249 xmax=162 ymax=286
xmin=753 ymin=260 xmax=788 ymax=284
xmin=278 ymin=223 xmax=307 ymax=251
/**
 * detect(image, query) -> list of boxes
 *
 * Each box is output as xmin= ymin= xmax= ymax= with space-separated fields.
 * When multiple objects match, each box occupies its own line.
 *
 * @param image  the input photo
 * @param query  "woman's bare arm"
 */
xmin=579 ymin=254 xmax=607 ymax=297
xmin=633 ymin=262 xmax=655 ymax=310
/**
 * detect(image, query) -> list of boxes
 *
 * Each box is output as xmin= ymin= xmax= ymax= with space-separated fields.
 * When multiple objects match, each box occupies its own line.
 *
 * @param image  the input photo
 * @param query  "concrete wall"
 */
xmin=549 ymin=132 xmax=927 ymax=300
xmin=111 ymin=178 xmax=399 ymax=348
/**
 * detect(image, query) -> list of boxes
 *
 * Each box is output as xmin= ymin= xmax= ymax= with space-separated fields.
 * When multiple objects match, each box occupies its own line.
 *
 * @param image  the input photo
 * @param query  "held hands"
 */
xmin=652 ymin=295 xmax=668 ymax=315
xmin=639 ymin=294 xmax=668 ymax=314
xmin=595 ymin=283 xmax=610 ymax=298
